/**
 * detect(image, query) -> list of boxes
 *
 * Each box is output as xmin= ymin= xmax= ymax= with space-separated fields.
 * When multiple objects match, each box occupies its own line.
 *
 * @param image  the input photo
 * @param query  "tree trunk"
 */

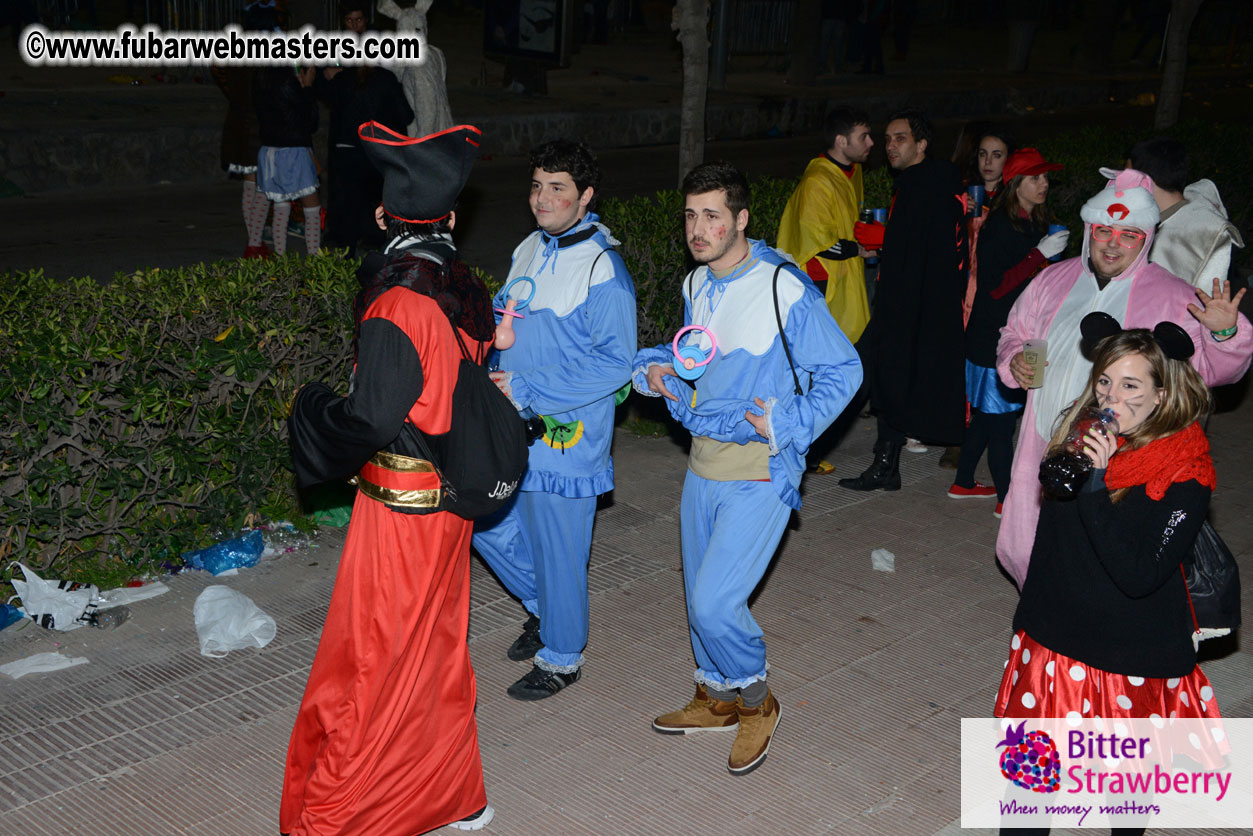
xmin=1154 ymin=0 xmax=1205 ymax=130
xmin=788 ymin=0 xmax=823 ymax=87
xmin=674 ymin=0 xmax=709 ymax=184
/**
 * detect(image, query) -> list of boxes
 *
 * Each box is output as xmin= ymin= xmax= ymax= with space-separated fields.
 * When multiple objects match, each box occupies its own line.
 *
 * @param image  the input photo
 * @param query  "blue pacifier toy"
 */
xmin=496 ymin=275 xmax=536 ymax=315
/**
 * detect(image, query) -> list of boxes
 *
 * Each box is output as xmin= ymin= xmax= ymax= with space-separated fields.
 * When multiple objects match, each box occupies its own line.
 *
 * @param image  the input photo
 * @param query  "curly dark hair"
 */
xmin=680 ymin=161 xmax=749 ymax=217
xmin=887 ymin=108 xmax=934 ymax=152
xmin=529 ymin=139 xmax=601 ymax=198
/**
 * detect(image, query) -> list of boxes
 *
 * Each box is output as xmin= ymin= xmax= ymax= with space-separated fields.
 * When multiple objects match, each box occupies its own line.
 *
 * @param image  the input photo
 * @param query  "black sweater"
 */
xmin=253 ymin=68 xmax=319 ymax=148
xmin=1014 ymin=478 xmax=1210 ymax=678
xmin=966 ymin=210 xmax=1045 ymax=367
xmin=313 ymin=67 xmax=413 ymax=148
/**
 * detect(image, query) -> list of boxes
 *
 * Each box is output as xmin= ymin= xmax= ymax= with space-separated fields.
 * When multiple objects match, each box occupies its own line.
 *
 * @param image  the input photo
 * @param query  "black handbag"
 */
xmin=1181 ymin=520 xmax=1242 ymax=648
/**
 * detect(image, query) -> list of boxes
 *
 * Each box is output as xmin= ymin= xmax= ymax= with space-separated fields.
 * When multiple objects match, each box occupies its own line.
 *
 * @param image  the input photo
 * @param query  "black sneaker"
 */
xmin=506 ymin=614 xmax=543 ymax=661
xmin=506 ymin=664 xmax=581 ymax=701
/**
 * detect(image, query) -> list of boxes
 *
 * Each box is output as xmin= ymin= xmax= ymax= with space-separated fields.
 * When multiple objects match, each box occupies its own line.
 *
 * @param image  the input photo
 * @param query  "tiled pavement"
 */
xmin=3 ymin=397 xmax=1253 ymax=836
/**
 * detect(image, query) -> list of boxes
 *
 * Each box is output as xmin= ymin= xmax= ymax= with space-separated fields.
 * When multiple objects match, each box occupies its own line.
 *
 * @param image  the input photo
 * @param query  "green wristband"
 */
xmin=1211 ymin=325 xmax=1238 ymax=340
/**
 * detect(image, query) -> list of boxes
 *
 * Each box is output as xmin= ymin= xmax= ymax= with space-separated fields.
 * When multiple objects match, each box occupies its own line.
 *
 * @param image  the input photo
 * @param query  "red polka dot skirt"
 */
xmin=995 ymin=631 xmax=1231 ymax=770
xmin=995 ymin=630 xmax=1221 ymax=722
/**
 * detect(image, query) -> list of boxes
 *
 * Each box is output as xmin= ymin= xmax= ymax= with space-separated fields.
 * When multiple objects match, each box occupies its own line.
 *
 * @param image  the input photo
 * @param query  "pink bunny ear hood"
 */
xmin=1075 ymin=167 xmax=1159 ymax=281
xmin=1079 ymin=166 xmax=1160 ymax=231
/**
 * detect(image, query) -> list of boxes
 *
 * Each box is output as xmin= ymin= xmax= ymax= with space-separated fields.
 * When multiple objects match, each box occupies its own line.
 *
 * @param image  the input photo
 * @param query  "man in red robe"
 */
xmin=281 ymin=122 xmax=496 ymax=834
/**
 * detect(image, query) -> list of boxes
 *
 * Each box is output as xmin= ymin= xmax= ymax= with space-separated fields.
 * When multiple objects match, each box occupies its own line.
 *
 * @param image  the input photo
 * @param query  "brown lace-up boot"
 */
xmin=727 ymin=690 xmax=781 ymax=775
xmin=651 ymin=685 xmax=740 ymax=734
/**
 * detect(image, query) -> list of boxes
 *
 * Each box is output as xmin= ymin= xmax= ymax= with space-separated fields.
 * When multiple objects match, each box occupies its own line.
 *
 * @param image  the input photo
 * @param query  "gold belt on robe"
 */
xmin=353 ymin=451 xmax=441 ymax=509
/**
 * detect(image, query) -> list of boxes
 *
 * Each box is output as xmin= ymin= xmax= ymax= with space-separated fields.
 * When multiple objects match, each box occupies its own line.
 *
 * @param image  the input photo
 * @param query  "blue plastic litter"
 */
xmin=1 ymin=603 xmax=23 ymax=631
xmin=184 ymin=529 xmax=265 ymax=575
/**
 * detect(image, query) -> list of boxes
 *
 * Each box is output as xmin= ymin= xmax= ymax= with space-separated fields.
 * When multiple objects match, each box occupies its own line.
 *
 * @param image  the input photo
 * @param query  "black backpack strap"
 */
xmin=449 ymin=316 xmax=477 ymax=364
xmin=589 ymin=248 xmax=609 ymax=283
xmin=773 ymin=263 xmax=806 ymax=396
xmin=580 ymin=248 xmax=614 ymax=344
xmin=434 ymin=257 xmax=485 ymax=366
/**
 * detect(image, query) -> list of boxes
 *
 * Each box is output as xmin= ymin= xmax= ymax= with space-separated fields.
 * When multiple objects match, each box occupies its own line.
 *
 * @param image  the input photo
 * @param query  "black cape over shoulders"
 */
xmin=860 ymin=157 xmax=968 ymax=444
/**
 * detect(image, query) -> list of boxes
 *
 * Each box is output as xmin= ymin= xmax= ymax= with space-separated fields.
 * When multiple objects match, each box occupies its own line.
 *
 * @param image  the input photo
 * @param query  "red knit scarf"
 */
xmin=1104 ymin=421 xmax=1216 ymax=500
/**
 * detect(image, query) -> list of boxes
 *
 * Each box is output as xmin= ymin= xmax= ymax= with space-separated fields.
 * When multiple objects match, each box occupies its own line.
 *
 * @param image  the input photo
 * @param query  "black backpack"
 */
xmin=413 ymin=323 xmax=528 ymax=519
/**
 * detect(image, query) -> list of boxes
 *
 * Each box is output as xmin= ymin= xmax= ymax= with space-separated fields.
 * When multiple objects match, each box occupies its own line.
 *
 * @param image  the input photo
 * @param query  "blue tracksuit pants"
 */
xmin=472 ymin=490 xmax=595 ymax=672
xmin=680 ymin=472 xmax=791 ymax=690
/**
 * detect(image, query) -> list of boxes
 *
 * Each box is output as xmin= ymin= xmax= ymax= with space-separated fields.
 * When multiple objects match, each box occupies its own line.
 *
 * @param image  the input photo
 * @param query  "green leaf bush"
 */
xmin=2 ymin=256 xmax=357 ymax=588
xmin=599 ymin=175 xmax=799 ymax=349
xmin=1031 ymin=120 xmax=1252 ymax=263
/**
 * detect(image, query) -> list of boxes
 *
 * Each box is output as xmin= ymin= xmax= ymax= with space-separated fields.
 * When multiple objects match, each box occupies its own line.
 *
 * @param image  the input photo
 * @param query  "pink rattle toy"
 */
xmin=671 ymin=325 xmax=718 ymax=381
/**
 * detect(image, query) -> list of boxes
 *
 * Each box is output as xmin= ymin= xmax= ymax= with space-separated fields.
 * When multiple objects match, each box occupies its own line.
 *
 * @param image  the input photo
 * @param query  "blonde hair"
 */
xmin=1046 ymin=329 xmax=1210 ymax=498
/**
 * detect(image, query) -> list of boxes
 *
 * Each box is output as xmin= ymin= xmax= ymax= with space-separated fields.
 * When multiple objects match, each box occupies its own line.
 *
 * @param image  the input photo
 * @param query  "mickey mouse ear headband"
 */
xmin=1079 ymin=312 xmax=1194 ymax=361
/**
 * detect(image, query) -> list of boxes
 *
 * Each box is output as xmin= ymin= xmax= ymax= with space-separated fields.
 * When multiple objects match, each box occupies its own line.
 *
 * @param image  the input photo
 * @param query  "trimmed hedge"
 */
xmin=597 ymin=175 xmax=800 ymax=349
xmin=2 ymin=257 xmax=357 ymax=588
xmin=5 ymin=118 xmax=1247 ymax=590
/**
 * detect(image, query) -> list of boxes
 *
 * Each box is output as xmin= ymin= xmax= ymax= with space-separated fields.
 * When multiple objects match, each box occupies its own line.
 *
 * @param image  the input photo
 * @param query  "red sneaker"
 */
xmin=994 ymin=502 xmax=1004 ymax=519
xmin=947 ymin=482 xmax=997 ymax=499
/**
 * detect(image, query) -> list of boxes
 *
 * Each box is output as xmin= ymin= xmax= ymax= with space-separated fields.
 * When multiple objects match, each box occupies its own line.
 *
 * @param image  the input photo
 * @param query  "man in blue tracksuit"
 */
xmin=473 ymin=139 xmax=636 ymax=701
xmin=633 ymin=162 xmax=861 ymax=774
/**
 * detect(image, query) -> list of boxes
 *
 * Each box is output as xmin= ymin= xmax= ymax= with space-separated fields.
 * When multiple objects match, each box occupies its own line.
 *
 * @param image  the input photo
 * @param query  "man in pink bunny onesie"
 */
xmin=994 ymin=167 xmax=1251 ymax=587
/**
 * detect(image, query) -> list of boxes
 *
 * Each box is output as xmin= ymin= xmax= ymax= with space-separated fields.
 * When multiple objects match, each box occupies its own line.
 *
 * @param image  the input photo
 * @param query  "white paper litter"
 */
xmin=870 ymin=548 xmax=896 ymax=573
xmin=0 ymin=652 xmax=90 ymax=679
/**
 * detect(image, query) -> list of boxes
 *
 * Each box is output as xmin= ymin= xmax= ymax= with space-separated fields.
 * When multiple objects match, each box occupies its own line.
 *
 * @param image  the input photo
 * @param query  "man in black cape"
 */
xmin=841 ymin=109 xmax=968 ymax=490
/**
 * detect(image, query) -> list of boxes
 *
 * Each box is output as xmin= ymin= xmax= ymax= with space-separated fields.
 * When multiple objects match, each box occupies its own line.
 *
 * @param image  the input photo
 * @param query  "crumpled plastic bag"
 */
xmin=302 ymin=482 xmax=355 ymax=528
xmin=0 ymin=651 xmax=89 ymax=679
xmin=193 ymin=585 xmax=276 ymax=657
xmin=259 ymin=521 xmax=312 ymax=557
xmin=1 ymin=603 xmax=23 ymax=631
xmin=870 ymin=548 xmax=896 ymax=573
xmin=7 ymin=563 xmax=100 ymax=631
xmin=97 ymin=581 xmax=170 ymax=608
xmin=184 ymin=529 xmax=264 ymax=575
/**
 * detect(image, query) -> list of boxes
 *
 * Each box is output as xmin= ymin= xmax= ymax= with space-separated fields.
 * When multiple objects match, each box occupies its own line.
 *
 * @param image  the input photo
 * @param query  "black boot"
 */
xmin=838 ymin=439 xmax=902 ymax=491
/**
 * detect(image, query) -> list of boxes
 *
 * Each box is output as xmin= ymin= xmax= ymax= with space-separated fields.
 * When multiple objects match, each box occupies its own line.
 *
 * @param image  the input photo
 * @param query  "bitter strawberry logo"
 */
xmin=996 ymin=721 xmax=1061 ymax=793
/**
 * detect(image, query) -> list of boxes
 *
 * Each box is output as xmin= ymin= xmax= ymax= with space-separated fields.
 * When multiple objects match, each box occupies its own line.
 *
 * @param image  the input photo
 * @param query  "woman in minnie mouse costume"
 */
xmin=995 ymin=313 xmax=1223 ymax=834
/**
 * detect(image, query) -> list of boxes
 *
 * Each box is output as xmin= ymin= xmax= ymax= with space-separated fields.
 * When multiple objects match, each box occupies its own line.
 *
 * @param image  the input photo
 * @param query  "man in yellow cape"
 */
xmin=777 ymin=107 xmax=874 ymax=345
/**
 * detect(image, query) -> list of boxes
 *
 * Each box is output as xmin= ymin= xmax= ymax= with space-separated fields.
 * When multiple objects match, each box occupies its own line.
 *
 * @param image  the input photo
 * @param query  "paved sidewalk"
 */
xmin=3 ymin=386 xmax=1252 ymax=835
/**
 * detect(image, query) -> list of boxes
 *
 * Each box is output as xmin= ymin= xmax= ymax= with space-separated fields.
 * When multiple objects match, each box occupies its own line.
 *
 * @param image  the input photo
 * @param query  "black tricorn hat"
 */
xmin=358 ymin=122 xmax=482 ymax=224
